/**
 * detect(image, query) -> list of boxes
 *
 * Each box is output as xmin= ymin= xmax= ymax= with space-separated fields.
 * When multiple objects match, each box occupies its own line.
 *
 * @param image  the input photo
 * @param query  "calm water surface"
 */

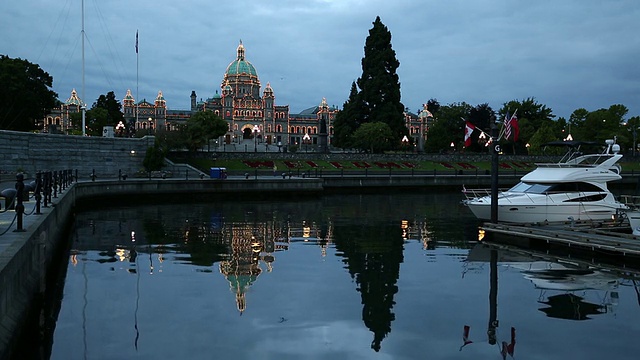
xmin=40 ymin=191 xmax=640 ymax=359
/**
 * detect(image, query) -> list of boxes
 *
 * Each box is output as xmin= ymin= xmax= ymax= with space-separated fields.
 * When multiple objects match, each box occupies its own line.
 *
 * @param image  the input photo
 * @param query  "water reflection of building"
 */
xmin=401 ymin=219 xmax=433 ymax=250
xmin=217 ymin=219 xmax=331 ymax=313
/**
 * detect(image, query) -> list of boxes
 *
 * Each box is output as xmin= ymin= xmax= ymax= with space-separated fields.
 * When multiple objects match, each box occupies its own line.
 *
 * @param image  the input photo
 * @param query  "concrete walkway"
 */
xmin=0 ymin=178 xmax=61 ymax=255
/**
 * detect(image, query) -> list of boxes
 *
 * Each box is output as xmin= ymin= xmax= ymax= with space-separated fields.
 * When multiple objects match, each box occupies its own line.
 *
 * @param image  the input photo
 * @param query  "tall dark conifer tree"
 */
xmin=333 ymin=82 xmax=361 ymax=148
xmin=357 ymin=16 xmax=407 ymax=148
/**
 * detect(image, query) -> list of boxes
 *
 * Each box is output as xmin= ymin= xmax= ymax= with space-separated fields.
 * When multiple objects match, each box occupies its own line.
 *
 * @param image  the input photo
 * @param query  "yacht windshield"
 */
xmin=507 ymin=182 xmax=605 ymax=194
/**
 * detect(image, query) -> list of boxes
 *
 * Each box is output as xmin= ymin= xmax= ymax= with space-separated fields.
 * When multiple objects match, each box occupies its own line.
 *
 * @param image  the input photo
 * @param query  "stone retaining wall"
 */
xmin=0 ymin=130 xmax=154 ymax=179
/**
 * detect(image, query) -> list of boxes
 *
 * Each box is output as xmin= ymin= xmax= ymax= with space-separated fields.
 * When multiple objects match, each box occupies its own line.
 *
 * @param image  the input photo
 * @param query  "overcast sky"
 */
xmin=2 ymin=0 xmax=639 ymax=120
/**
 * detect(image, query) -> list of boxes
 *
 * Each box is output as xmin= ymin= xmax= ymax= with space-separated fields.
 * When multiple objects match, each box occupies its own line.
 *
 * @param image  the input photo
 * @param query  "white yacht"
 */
xmin=463 ymin=139 xmax=628 ymax=224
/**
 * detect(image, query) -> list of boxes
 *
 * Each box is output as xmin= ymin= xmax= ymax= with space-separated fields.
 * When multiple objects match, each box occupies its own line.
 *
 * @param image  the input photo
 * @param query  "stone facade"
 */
xmin=0 ymin=130 xmax=153 ymax=179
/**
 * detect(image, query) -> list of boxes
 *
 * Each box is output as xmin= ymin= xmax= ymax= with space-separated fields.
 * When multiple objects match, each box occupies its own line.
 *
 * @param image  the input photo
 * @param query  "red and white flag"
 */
xmin=464 ymin=121 xmax=475 ymax=147
xmin=505 ymin=113 xmax=519 ymax=141
xmin=509 ymin=114 xmax=519 ymax=141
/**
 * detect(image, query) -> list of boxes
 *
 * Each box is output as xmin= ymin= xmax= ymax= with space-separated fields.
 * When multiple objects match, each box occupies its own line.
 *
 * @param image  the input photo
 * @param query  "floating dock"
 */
xmin=481 ymin=221 xmax=640 ymax=257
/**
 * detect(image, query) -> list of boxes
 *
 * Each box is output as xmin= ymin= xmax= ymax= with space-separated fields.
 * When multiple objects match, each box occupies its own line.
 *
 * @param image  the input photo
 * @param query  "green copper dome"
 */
xmin=225 ymin=42 xmax=258 ymax=76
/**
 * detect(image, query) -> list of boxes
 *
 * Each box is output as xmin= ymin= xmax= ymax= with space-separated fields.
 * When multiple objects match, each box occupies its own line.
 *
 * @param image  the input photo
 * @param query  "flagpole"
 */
xmin=136 ymin=30 xmax=139 ymax=128
xmin=81 ymin=0 xmax=86 ymax=135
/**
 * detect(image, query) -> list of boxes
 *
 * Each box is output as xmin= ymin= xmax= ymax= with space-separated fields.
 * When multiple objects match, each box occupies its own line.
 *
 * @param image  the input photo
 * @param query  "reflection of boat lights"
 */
xmin=478 ymin=229 xmax=485 ymax=241
xmin=303 ymin=226 xmax=310 ymax=238
xmin=116 ymin=248 xmax=127 ymax=262
xmin=401 ymin=220 xmax=409 ymax=239
xmin=131 ymin=231 xmax=136 ymax=242
xmin=70 ymin=254 xmax=78 ymax=266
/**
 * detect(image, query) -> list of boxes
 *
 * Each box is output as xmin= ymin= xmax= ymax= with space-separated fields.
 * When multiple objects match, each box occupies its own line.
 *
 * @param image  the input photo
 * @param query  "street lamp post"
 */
xmin=253 ymin=126 xmax=260 ymax=152
xmin=115 ymin=121 xmax=125 ymax=137
xmin=303 ymin=133 xmax=311 ymax=153
xmin=417 ymin=103 xmax=432 ymax=154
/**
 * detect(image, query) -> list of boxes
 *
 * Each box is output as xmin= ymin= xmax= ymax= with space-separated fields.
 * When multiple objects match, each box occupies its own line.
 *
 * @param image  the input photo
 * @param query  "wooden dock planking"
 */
xmin=481 ymin=222 xmax=640 ymax=256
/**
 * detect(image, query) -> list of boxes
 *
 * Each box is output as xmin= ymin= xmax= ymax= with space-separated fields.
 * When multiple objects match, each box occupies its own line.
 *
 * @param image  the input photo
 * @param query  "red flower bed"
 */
xmin=330 ymin=162 xmax=343 ymax=169
xmin=353 ymin=161 xmax=371 ymax=168
xmin=499 ymin=162 xmax=513 ymax=169
xmin=402 ymin=162 xmax=417 ymax=168
xmin=284 ymin=161 xmax=298 ymax=169
xmin=306 ymin=161 xmax=318 ymax=168
xmin=511 ymin=162 xmax=532 ymax=169
xmin=243 ymin=160 xmax=275 ymax=168
xmin=457 ymin=162 xmax=477 ymax=169
xmin=439 ymin=162 xmax=455 ymax=169
xmin=374 ymin=162 xmax=402 ymax=169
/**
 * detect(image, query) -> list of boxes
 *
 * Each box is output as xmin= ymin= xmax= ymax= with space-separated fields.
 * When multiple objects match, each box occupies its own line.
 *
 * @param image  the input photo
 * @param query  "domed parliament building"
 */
xmin=45 ymin=41 xmax=429 ymax=150
xmin=122 ymin=41 xmax=338 ymax=148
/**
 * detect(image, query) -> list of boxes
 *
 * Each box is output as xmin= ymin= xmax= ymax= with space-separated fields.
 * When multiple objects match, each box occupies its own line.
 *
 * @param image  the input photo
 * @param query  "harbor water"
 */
xmin=18 ymin=191 xmax=640 ymax=359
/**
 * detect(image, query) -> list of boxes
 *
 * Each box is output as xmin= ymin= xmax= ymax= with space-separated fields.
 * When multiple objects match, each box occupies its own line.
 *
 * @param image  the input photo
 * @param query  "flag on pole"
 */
xmin=505 ymin=113 xmax=519 ymax=141
xmin=510 ymin=114 xmax=519 ymax=141
xmin=503 ymin=110 xmax=520 ymax=141
xmin=135 ymin=30 xmax=138 ymax=54
xmin=504 ymin=112 xmax=512 ymax=140
xmin=464 ymin=121 xmax=475 ymax=147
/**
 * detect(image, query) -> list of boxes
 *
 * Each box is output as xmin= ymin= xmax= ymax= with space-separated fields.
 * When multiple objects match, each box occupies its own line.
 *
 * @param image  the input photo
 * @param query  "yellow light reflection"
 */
xmin=401 ymin=220 xmax=409 ymax=239
xmin=478 ymin=229 xmax=485 ymax=242
xmin=116 ymin=248 xmax=127 ymax=261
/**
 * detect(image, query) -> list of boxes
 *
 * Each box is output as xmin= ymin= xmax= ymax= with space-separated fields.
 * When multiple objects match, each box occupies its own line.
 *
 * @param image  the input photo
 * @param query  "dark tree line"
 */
xmin=0 ymin=55 xmax=58 ymax=131
xmin=426 ymin=97 xmax=638 ymax=155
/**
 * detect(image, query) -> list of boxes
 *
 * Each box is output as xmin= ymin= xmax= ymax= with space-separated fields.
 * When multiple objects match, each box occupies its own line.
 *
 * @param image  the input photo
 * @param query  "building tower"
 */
xmin=318 ymin=98 xmax=329 ymax=153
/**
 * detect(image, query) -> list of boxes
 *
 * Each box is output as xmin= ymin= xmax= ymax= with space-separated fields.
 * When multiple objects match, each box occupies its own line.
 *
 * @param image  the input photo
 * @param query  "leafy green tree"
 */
xmin=425 ymin=99 xmax=441 ymax=116
xmin=424 ymin=102 xmax=472 ymax=153
xmin=527 ymin=123 xmax=561 ymax=155
xmin=155 ymin=126 xmax=188 ymax=151
xmin=143 ymin=140 xmax=166 ymax=171
xmin=0 ymin=55 xmax=58 ymax=131
xmin=81 ymin=91 xmax=125 ymax=136
xmin=85 ymin=107 xmax=108 ymax=136
xmin=93 ymin=91 xmax=124 ymax=126
xmin=68 ymin=112 xmax=84 ymax=135
xmin=466 ymin=103 xmax=496 ymax=153
xmin=185 ymin=111 xmax=228 ymax=152
xmin=568 ymin=108 xmax=589 ymax=139
xmin=352 ymin=122 xmax=393 ymax=153
xmin=570 ymin=105 xmax=627 ymax=144
xmin=498 ymin=97 xmax=556 ymax=154
xmin=623 ymin=116 xmax=640 ymax=156
xmin=356 ymin=16 xmax=407 ymax=148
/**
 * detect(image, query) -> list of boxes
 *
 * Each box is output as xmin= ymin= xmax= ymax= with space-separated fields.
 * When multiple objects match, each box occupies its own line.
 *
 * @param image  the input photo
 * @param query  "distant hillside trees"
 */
xmin=0 ymin=55 xmax=58 ymax=131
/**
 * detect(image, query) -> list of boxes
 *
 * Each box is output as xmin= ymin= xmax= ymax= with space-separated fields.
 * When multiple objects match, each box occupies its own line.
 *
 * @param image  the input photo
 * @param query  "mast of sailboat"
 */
xmin=81 ymin=0 xmax=86 ymax=135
